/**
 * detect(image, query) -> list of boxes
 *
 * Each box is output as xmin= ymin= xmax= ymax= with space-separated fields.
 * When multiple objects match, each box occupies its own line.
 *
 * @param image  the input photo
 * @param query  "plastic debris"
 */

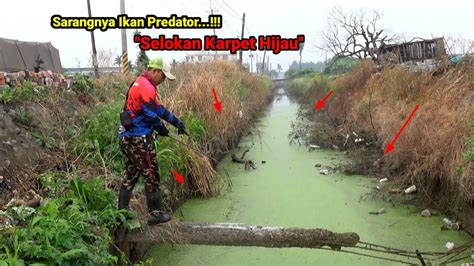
xmin=319 ymin=166 xmax=335 ymax=175
xmin=445 ymin=242 xmax=455 ymax=251
xmin=308 ymin=144 xmax=320 ymax=151
xmin=442 ymin=218 xmax=461 ymax=230
xmin=238 ymin=110 xmax=243 ymax=119
xmin=319 ymin=169 xmax=330 ymax=175
xmin=404 ymin=185 xmax=417 ymax=194
xmin=379 ymin=178 xmax=388 ymax=183
xmin=369 ymin=208 xmax=386 ymax=215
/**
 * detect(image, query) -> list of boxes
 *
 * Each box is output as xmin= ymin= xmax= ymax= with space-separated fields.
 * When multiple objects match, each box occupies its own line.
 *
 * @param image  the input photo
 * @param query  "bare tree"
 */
xmin=89 ymin=48 xmax=116 ymax=69
xmin=316 ymin=6 xmax=396 ymax=64
xmin=444 ymin=35 xmax=474 ymax=55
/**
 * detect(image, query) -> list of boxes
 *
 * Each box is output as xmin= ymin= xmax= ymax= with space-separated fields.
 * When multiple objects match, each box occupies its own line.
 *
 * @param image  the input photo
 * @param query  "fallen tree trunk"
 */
xmin=124 ymin=221 xmax=360 ymax=250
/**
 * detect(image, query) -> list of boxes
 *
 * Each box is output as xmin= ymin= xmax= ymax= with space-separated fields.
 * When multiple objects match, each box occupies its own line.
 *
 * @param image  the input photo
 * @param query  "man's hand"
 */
xmin=177 ymin=125 xmax=189 ymax=136
xmin=156 ymin=124 xmax=169 ymax=137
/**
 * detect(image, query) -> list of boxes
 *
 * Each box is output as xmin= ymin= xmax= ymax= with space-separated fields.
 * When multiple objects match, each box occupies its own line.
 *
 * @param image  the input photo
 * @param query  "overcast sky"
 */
xmin=2 ymin=0 xmax=473 ymax=70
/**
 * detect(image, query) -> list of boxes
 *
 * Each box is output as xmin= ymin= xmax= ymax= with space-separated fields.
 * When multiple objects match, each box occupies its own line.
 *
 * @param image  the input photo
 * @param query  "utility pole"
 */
xmin=249 ymin=53 xmax=253 ymax=73
xmin=86 ymin=0 xmax=99 ymax=77
xmin=267 ymin=55 xmax=270 ymax=74
xmin=299 ymin=51 xmax=302 ymax=70
xmin=120 ymin=0 xmax=129 ymax=74
xmin=239 ymin=13 xmax=245 ymax=66
xmin=261 ymin=50 xmax=266 ymax=74
xmin=256 ymin=54 xmax=259 ymax=73
xmin=299 ymin=42 xmax=304 ymax=70
xmin=209 ymin=0 xmax=218 ymax=58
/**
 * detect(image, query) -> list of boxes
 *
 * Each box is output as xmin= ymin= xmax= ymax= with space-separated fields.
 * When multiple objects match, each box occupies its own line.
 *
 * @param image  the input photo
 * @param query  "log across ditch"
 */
xmin=117 ymin=220 xmax=360 ymax=253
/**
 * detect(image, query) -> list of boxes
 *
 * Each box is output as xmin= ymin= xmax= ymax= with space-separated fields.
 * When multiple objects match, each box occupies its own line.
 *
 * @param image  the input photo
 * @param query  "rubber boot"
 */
xmin=118 ymin=188 xmax=133 ymax=220
xmin=146 ymin=191 xmax=171 ymax=225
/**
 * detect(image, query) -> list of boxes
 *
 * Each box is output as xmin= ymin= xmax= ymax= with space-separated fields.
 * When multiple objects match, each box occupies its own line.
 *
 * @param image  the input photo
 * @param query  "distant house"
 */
xmin=185 ymin=52 xmax=238 ymax=63
xmin=380 ymin=37 xmax=446 ymax=63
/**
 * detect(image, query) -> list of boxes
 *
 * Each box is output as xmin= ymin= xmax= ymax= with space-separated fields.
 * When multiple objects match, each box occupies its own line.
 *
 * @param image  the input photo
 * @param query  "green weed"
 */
xmin=32 ymin=131 xmax=58 ymax=150
xmin=72 ymin=74 xmax=94 ymax=94
xmin=13 ymin=109 xmax=33 ymax=127
xmin=71 ymin=103 xmax=123 ymax=174
xmin=0 ymin=176 xmax=130 ymax=265
xmin=184 ymin=110 xmax=207 ymax=141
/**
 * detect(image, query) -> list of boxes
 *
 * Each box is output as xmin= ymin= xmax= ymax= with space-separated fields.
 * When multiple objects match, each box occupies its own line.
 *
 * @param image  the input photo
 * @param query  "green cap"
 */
xmin=147 ymin=57 xmax=175 ymax=80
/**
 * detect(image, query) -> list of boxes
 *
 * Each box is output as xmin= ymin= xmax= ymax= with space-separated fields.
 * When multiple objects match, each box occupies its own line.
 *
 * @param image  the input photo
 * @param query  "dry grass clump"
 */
xmin=160 ymin=60 xmax=271 ymax=158
xmin=152 ymin=60 xmax=271 ymax=197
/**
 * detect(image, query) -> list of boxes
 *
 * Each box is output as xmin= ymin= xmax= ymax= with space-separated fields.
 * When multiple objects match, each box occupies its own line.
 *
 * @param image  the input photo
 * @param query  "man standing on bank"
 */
xmin=118 ymin=58 xmax=188 ymax=225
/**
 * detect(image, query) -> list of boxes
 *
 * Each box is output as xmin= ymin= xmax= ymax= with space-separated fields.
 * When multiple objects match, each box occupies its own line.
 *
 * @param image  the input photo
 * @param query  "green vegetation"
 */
xmin=0 ymin=81 xmax=45 ymax=104
xmin=183 ymin=111 xmax=207 ymax=141
xmin=236 ymin=84 xmax=250 ymax=99
xmin=260 ymin=76 xmax=272 ymax=89
xmin=288 ymin=71 xmax=333 ymax=102
xmin=464 ymin=120 xmax=474 ymax=161
xmin=0 ymin=174 xmax=131 ymax=265
xmin=70 ymin=103 xmax=123 ymax=174
xmin=32 ymin=131 xmax=58 ymax=150
xmin=72 ymin=73 xmax=94 ymax=94
xmin=287 ymin=60 xmax=326 ymax=73
xmin=323 ymin=57 xmax=358 ymax=75
xmin=135 ymin=50 xmax=150 ymax=75
xmin=13 ymin=108 xmax=33 ymax=127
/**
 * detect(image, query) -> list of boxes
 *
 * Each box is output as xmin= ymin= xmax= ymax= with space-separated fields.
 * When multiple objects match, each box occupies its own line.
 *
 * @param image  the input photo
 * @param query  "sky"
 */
xmin=2 ymin=0 xmax=473 ymax=71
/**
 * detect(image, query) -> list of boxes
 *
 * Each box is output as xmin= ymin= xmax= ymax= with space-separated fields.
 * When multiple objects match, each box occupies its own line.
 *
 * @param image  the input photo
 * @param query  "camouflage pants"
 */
xmin=119 ymin=134 xmax=160 ymax=194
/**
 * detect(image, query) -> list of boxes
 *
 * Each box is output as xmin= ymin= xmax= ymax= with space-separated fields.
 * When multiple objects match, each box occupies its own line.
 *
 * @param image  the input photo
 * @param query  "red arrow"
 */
xmin=171 ymin=169 xmax=185 ymax=185
xmin=212 ymin=87 xmax=222 ymax=113
xmin=315 ymin=90 xmax=334 ymax=110
xmin=385 ymin=104 xmax=420 ymax=155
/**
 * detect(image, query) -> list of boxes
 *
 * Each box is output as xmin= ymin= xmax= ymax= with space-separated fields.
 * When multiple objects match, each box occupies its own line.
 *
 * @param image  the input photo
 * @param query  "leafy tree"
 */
xmin=134 ymin=30 xmax=149 ymax=74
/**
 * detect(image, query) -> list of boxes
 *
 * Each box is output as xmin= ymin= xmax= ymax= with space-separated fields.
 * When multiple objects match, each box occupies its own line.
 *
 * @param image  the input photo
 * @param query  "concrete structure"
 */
xmin=185 ymin=52 xmax=238 ymax=63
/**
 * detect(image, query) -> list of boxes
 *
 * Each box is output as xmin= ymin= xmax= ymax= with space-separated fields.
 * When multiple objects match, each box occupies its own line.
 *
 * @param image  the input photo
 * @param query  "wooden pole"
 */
xmin=120 ymin=0 xmax=129 ymax=74
xmin=209 ymin=0 xmax=218 ymax=58
xmin=86 ymin=0 xmax=99 ymax=77
xmin=239 ymin=13 xmax=246 ymax=65
xmin=249 ymin=54 xmax=253 ymax=73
